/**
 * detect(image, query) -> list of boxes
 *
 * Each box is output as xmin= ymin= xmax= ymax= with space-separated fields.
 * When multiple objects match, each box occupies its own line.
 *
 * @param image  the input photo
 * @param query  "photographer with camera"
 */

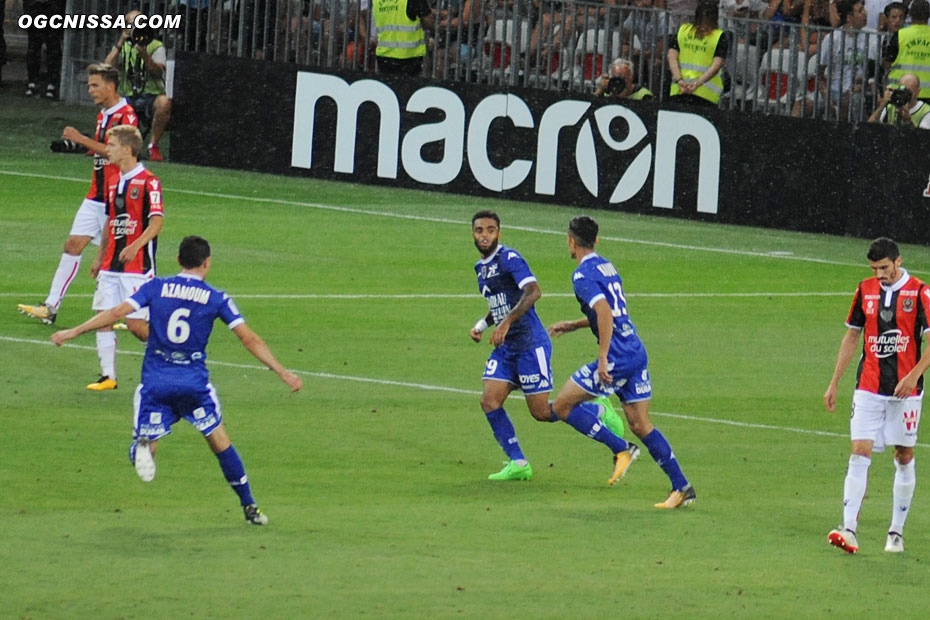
xmin=105 ymin=10 xmax=171 ymax=161
xmin=868 ymin=73 xmax=930 ymax=128
xmin=594 ymin=58 xmax=655 ymax=100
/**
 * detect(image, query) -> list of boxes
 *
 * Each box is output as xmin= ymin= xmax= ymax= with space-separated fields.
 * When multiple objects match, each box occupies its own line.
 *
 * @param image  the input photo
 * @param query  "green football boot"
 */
xmin=593 ymin=396 xmax=625 ymax=439
xmin=488 ymin=460 xmax=534 ymax=481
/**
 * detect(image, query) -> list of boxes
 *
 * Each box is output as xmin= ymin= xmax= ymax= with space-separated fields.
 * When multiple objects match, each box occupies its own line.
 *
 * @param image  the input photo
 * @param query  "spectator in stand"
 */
xmin=884 ymin=0 xmax=930 ymax=102
xmin=105 ymin=10 xmax=172 ymax=161
xmin=868 ymin=72 xmax=930 ymax=126
xmin=763 ymin=0 xmax=806 ymax=24
xmin=594 ymin=57 xmax=656 ymax=98
xmin=658 ymin=0 xmax=697 ymax=32
xmin=24 ymin=0 xmax=65 ymax=99
xmin=817 ymin=0 xmax=878 ymax=120
xmin=529 ymin=0 xmax=581 ymax=71
xmin=721 ymin=0 xmax=768 ymax=19
xmin=667 ymin=0 xmax=731 ymax=106
xmin=621 ymin=0 xmax=671 ymax=89
xmin=880 ymin=1 xmax=908 ymax=32
xmin=436 ymin=0 xmax=487 ymax=77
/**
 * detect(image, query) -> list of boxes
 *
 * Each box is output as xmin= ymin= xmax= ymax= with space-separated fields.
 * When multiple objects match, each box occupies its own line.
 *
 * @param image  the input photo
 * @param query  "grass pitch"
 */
xmin=2 ymin=89 xmax=930 ymax=618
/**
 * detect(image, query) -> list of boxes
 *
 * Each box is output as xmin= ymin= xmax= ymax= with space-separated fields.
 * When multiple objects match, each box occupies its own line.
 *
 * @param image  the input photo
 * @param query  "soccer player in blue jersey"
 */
xmin=548 ymin=216 xmax=696 ymax=508
xmin=52 ymin=236 xmax=302 ymax=525
xmin=469 ymin=210 xmax=628 ymax=482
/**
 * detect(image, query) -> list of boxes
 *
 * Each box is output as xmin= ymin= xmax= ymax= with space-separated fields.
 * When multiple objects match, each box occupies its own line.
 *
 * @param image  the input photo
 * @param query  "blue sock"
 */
xmin=565 ymin=402 xmax=628 ymax=454
xmin=642 ymin=428 xmax=689 ymax=490
xmin=485 ymin=408 xmax=525 ymax=461
xmin=215 ymin=444 xmax=256 ymax=506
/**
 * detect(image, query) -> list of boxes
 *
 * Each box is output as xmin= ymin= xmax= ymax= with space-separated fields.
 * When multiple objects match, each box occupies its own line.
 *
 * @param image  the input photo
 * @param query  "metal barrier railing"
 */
xmin=60 ymin=0 xmax=892 ymax=124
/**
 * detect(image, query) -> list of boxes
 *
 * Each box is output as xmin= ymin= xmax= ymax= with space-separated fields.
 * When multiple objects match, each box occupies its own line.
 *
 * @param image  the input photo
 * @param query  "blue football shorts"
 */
xmin=571 ymin=356 xmax=652 ymax=403
xmin=132 ymin=381 xmax=224 ymax=440
xmin=482 ymin=341 xmax=554 ymax=395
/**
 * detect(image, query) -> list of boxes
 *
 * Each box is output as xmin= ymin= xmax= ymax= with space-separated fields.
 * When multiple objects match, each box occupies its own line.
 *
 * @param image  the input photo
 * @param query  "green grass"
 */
xmin=2 ymin=88 xmax=929 ymax=619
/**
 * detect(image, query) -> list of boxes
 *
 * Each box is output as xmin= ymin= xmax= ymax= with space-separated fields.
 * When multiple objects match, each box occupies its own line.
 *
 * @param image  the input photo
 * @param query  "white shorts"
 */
xmin=850 ymin=389 xmax=922 ymax=452
xmin=69 ymin=199 xmax=107 ymax=245
xmin=93 ymin=271 xmax=150 ymax=320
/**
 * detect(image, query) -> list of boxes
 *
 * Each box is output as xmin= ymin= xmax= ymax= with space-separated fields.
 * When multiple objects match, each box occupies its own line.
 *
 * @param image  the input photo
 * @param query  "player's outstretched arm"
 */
xmin=51 ymin=302 xmax=135 ymax=346
xmin=232 ymin=323 xmax=303 ymax=392
xmin=548 ymin=317 xmax=589 ymax=337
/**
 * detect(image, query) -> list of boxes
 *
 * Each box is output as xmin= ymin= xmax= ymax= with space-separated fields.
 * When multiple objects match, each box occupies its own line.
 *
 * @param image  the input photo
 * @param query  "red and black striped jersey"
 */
xmin=85 ymin=98 xmax=138 ymax=203
xmin=846 ymin=271 xmax=930 ymax=396
xmin=101 ymin=165 xmax=163 ymax=276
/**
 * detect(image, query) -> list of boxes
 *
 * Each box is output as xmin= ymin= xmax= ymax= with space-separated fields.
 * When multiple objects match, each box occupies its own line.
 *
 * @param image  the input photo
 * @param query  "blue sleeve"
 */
xmin=128 ymin=278 xmax=158 ymax=310
xmin=218 ymin=292 xmax=245 ymax=329
xmin=573 ymin=272 xmax=605 ymax=308
xmin=502 ymin=250 xmax=537 ymax=289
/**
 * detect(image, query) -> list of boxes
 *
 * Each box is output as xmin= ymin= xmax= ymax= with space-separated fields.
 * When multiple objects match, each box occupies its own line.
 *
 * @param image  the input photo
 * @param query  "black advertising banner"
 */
xmin=172 ymin=52 xmax=930 ymax=244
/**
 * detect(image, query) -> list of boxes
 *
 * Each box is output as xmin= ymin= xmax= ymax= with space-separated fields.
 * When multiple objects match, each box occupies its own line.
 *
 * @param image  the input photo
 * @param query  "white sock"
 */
xmin=96 ymin=330 xmax=117 ymax=379
xmin=45 ymin=252 xmax=82 ymax=310
xmin=842 ymin=454 xmax=871 ymax=532
xmin=890 ymin=457 xmax=916 ymax=534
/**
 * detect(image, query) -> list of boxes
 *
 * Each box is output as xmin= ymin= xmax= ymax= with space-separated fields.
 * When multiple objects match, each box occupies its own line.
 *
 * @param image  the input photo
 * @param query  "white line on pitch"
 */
xmin=3 ymin=334 xmax=923 ymax=448
xmin=0 ymin=169 xmax=873 ymax=269
xmin=0 ymin=291 xmax=852 ymax=299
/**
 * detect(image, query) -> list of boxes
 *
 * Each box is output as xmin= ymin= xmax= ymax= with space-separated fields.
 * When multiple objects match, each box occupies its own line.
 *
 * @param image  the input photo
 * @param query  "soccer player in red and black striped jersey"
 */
xmin=824 ymin=237 xmax=930 ymax=555
xmin=17 ymin=63 xmax=137 ymax=325
xmin=85 ymin=125 xmax=163 ymax=391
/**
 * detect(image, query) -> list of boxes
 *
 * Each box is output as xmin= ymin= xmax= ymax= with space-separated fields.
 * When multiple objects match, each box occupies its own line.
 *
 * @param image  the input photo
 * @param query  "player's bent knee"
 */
xmin=63 ymin=235 xmax=90 ymax=255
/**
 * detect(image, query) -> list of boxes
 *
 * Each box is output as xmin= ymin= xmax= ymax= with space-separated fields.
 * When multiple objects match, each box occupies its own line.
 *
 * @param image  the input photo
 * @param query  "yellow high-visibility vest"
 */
xmin=374 ymin=0 xmax=426 ymax=59
xmin=889 ymin=24 xmax=930 ymax=99
xmin=670 ymin=24 xmax=724 ymax=104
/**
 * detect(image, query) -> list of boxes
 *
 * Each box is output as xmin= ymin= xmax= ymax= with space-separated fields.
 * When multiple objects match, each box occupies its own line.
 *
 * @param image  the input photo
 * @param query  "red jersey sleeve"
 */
xmin=918 ymin=284 xmax=930 ymax=334
xmin=846 ymin=284 xmax=865 ymax=329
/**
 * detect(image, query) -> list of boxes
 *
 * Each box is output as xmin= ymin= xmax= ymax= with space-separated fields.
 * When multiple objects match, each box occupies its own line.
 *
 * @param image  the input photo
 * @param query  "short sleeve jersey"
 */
xmin=87 ymin=98 xmax=138 ymax=202
xmin=101 ymin=165 xmax=164 ymax=276
xmin=846 ymin=271 xmax=930 ymax=396
xmin=572 ymin=253 xmax=646 ymax=360
xmin=128 ymin=274 xmax=245 ymax=386
xmin=475 ymin=244 xmax=550 ymax=352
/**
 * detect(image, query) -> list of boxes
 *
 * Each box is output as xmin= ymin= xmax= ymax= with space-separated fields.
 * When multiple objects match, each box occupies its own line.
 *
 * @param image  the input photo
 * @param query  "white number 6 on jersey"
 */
xmin=167 ymin=308 xmax=191 ymax=343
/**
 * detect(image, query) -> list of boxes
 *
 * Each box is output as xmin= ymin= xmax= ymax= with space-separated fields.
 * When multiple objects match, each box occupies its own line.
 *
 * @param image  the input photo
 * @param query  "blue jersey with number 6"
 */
xmin=128 ymin=274 xmax=245 ymax=386
xmin=572 ymin=253 xmax=646 ymax=361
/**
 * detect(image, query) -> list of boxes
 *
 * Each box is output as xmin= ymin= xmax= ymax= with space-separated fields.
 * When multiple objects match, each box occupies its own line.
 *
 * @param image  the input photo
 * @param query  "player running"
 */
xmin=469 ymin=210 xmax=626 ymax=482
xmin=18 ymin=63 xmax=138 ymax=325
xmin=548 ymin=215 xmax=695 ymax=507
xmin=52 ymin=236 xmax=303 ymax=525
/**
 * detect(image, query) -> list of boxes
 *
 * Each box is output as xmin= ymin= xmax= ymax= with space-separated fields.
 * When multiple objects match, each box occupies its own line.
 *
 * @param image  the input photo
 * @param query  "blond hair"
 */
xmin=106 ymin=125 xmax=144 ymax=158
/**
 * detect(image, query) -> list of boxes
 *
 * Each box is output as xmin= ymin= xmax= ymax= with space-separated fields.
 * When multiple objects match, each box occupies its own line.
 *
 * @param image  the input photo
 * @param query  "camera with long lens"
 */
xmin=889 ymin=85 xmax=911 ymax=108
xmin=604 ymin=76 xmax=627 ymax=97
xmin=131 ymin=24 xmax=155 ymax=47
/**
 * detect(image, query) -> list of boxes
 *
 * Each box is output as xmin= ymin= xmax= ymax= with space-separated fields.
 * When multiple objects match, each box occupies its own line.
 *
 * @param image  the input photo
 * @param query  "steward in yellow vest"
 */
xmin=885 ymin=0 xmax=930 ymax=101
xmin=373 ymin=0 xmax=434 ymax=74
xmin=666 ymin=0 xmax=730 ymax=106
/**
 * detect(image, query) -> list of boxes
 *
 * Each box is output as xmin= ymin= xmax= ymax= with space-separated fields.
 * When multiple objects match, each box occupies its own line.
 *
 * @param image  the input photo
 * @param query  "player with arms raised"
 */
xmin=52 ymin=236 xmax=303 ymax=525
xmin=824 ymin=237 xmax=930 ymax=554
xmin=548 ymin=215 xmax=695 ymax=506
xmin=18 ymin=63 xmax=137 ymax=325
